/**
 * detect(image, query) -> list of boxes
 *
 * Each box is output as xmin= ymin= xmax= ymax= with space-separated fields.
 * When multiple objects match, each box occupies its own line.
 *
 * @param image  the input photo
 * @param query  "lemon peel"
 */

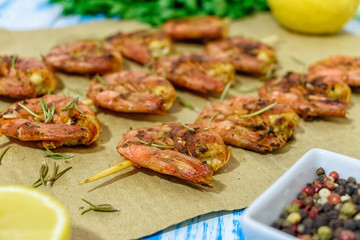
xmin=268 ymin=0 xmax=360 ymax=34
xmin=0 ymin=185 xmax=70 ymax=240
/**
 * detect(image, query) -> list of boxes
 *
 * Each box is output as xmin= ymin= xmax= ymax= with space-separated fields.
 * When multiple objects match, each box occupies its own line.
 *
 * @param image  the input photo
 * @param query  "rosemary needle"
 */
xmin=95 ymin=74 xmax=109 ymax=87
xmin=219 ymin=82 xmax=232 ymax=101
xmin=81 ymin=198 xmax=119 ymax=215
xmin=177 ymin=95 xmax=198 ymax=112
xmin=62 ymin=96 xmax=84 ymax=116
xmin=0 ymin=146 xmax=10 ymax=165
xmin=239 ymin=102 xmax=278 ymax=119
xmin=180 ymin=121 xmax=195 ymax=132
xmin=44 ymin=146 xmax=74 ymax=160
xmin=137 ymin=138 xmax=174 ymax=149
xmin=18 ymin=103 xmax=42 ymax=120
xmin=208 ymin=112 xmax=220 ymax=128
xmin=11 ymin=54 xmax=17 ymax=68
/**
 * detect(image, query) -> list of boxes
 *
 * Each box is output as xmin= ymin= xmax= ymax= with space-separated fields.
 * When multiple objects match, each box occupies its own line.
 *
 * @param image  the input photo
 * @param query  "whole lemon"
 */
xmin=267 ymin=0 xmax=360 ymax=34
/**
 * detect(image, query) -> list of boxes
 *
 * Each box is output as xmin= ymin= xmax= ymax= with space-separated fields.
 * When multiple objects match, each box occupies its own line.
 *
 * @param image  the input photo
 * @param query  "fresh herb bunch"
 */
xmin=50 ymin=0 xmax=269 ymax=26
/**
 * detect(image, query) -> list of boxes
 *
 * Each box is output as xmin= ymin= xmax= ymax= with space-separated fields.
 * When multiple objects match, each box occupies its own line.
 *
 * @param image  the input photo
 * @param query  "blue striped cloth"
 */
xmin=0 ymin=0 xmax=246 ymax=239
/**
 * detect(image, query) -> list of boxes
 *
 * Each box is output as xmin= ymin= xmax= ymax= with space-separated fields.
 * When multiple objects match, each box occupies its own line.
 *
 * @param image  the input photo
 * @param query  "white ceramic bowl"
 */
xmin=241 ymin=148 xmax=360 ymax=240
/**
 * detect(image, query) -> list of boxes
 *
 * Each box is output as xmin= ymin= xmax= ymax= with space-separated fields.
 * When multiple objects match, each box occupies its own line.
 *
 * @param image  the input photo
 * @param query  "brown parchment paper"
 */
xmin=1 ymin=12 xmax=360 ymax=240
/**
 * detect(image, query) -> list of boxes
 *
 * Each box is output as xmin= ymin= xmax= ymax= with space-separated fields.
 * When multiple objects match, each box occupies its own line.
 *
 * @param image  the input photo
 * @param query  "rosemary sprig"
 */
xmin=18 ymin=103 xmax=42 ymax=121
xmin=11 ymin=54 xmax=17 ymax=68
xmin=219 ymin=81 xmax=232 ymax=101
xmin=180 ymin=122 xmax=195 ymax=132
xmin=0 ymin=146 xmax=10 ymax=165
xmin=137 ymin=138 xmax=175 ymax=149
xmin=95 ymin=74 xmax=109 ymax=87
xmin=260 ymin=64 xmax=277 ymax=81
xmin=209 ymin=112 xmax=220 ymax=128
xmin=239 ymin=101 xmax=278 ymax=119
xmin=291 ymin=56 xmax=306 ymax=86
xmin=31 ymin=161 xmax=72 ymax=188
xmin=40 ymin=98 xmax=55 ymax=123
xmin=44 ymin=146 xmax=74 ymax=160
xmin=62 ymin=96 xmax=84 ymax=116
xmin=177 ymin=95 xmax=198 ymax=112
xmin=81 ymin=198 xmax=119 ymax=215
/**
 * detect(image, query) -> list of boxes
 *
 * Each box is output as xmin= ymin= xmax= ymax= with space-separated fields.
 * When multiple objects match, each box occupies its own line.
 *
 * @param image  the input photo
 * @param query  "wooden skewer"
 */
xmin=80 ymin=160 xmax=133 ymax=185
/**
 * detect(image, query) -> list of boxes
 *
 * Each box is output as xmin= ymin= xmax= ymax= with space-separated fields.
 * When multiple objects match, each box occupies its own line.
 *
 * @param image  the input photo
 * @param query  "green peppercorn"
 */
xmin=285 ymin=203 xmax=300 ymax=214
xmin=353 ymin=213 xmax=360 ymax=221
xmin=313 ymin=193 xmax=320 ymax=200
xmin=340 ymin=202 xmax=357 ymax=217
xmin=317 ymin=226 xmax=332 ymax=240
xmin=357 ymin=188 xmax=360 ymax=196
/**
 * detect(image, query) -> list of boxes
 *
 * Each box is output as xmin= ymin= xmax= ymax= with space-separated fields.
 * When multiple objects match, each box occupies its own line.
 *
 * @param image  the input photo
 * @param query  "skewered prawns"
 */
xmin=308 ymin=56 xmax=360 ymax=87
xmin=106 ymin=30 xmax=172 ymax=65
xmin=205 ymin=37 xmax=277 ymax=76
xmin=152 ymin=52 xmax=235 ymax=93
xmin=162 ymin=16 xmax=228 ymax=41
xmin=87 ymin=71 xmax=176 ymax=113
xmin=0 ymin=55 xmax=56 ymax=98
xmin=195 ymin=96 xmax=300 ymax=153
xmin=82 ymin=123 xmax=231 ymax=187
xmin=0 ymin=95 xmax=101 ymax=149
xmin=44 ymin=40 xmax=123 ymax=75
xmin=259 ymin=72 xmax=351 ymax=120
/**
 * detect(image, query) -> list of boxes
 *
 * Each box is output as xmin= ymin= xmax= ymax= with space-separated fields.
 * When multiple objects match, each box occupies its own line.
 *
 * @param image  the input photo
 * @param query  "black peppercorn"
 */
xmin=327 ymin=209 xmax=340 ymax=219
xmin=317 ymin=167 xmax=325 ymax=175
xmin=334 ymin=185 xmax=347 ymax=196
xmin=348 ymin=177 xmax=357 ymax=184
xmin=344 ymin=219 xmax=357 ymax=230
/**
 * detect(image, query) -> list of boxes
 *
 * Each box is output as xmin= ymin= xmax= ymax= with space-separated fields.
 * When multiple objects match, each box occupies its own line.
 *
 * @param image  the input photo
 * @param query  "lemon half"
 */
xmin=0 ymin=185 xmax=70 ymax=240
xmin=267 ymin=0 xmax=360 ymax=34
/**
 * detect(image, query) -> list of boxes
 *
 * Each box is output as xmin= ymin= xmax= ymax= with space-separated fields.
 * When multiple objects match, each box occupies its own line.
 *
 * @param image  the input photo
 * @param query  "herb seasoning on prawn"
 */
xmin=81 ymin=123 xmax=231 ymax=187
xmin=0 ymin=95 xmax=101 ymax=149
xmin=196 ymin=96 xmax=299 ymax=153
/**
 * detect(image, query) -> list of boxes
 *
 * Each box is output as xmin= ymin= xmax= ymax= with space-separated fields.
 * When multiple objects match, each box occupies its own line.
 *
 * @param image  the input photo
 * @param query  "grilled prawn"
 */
xmin=81 ymin=123 xmax=231 ymax=187
xmin=162 ymin=16 xmax=228 ymax=41
xmin=45 ymin=40 xmax=123 ymax=75
xmin=0 ymin=95 xmax=101 ymax=149
xmin=259 ymin=72 xmax=351 ymax=120
xmin=87 ymin=71 xmax=176 ymax=113
xmin=106 ymin=30 xmax=172 ymax=65
xmin=308 ymin=56 xmax=360 ymax=87
xmin=195 ymin=96 xmax=300 ymax=153
xmin=205 ymin=37 xmax=277 ymax=76
xmin=0 ymin=55 xmax=56 ymax=98
xmin=152 ymin=53 xmax=235 ymax=93
xmin=116 ymin=123 xmax=231 ymax=187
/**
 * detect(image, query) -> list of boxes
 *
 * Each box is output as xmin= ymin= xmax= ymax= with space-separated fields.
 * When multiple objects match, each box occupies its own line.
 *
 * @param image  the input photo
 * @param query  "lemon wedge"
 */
xmin=0 ymin=185 xmax=70 ymax=240
xmin=268 ymin=0 xmax=360 ymax=34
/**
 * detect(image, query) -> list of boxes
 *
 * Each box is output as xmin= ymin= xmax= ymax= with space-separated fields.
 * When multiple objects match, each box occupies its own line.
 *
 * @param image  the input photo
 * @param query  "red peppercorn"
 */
xmin=292 ymin=224 xmax=297 ymax=233
xmin=292 ymin=199 xmax=304 ymax=208
xmin=328 ymin=192 xmax=341 ymax=205
xmin=322 ymin=176 xmax=336 ymax=190
xmin=339 ymin=230 xmax=355 ymax=240
xmin=329 ymin=171 xmax=339 ymax=181
xmin=302 ymin=186 xmax=314 ymax=196
xmin=307 ymin=206 xmax=319 ymax=218
xmin=312 ymin=179 xmax=322 ymax=193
